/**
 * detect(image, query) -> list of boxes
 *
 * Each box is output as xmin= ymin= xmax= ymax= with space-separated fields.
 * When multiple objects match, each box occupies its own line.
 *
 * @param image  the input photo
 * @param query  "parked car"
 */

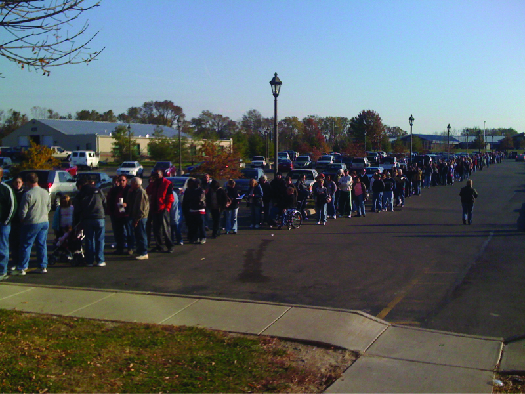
xmin=350 ymin=157 xmax=370 ymax=169
xmin=294 ymin=155 xmax=313 ymax=169
xmin=50 ymin=146 xmax=72 ymax=159
xmin=70 ymin=150 xmax=99 ymax=169
xmin=516 ymin=153 xmax=525 ymax=162
xmin=240 ymin=167 xmax=265 ymax=180
xmin=152 ymin=161 xmax=177 ymax=177
xmin=55 ymin=161 xmax=78 ymax=177
xmin=18 ymin=169 xmax=77 ymax=209
xmin=117 ymin=161 xmax=144 ymax=177
xmin=76 ymin=172 xmax=113 ymax=193
xmin=166 ymin=176 xmax=190 ymax=194
xmin=185 ymin=161 xmax=204 ymax=174
xmin=0 ymin=157 xmax=14 ymax=179
xmin=284 ymin=150 xmax=299 ymax=161
xmin=365 ymin=166 xmax=384 ymax=180
xmin=288 ymin=169 xmax=319 ymax=192
xmin=251 ymin=156 xmax=266 ymax=168
xmin=323 ymin=163 xmax=346 ymax=178
xmin=278 ymin=158 xmax=293 ymax=173
xmin=315 ymin=155 xmax=334 ymax=170
xmin=278 ymin=152 xmax=290 ymax=160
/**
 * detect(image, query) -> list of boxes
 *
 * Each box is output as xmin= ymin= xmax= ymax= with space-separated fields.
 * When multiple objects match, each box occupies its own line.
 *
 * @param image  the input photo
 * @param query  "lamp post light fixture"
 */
xmin=127 ymin=124 xmax=132 ymax=160
xmin=447 ymin=123 xmax=451 ymax=159
xmin=408 ymin=114 xmax=414 ymax=165
xmin=270 ymin=72 xmax=282 ymax=177
xmin=177 ymin=116 xmax=183 ymax=176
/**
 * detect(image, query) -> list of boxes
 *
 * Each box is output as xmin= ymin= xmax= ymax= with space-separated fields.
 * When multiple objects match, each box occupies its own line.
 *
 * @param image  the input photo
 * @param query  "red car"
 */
xmin=278 ymin=158 xmax=293 ymax=173
xmin=56 ymin=161 xmax=78 ymax=177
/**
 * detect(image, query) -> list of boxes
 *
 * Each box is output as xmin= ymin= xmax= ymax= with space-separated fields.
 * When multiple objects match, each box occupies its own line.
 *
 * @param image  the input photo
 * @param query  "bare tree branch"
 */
xmin=0 ymin=0 xmax=104 ymax=76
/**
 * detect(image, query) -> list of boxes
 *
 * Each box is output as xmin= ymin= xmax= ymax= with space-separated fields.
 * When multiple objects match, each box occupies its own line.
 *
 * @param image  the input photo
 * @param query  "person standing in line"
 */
xmin=0 ymin=168 xmax=17 ymax=281
xmin=206 ymin=179 xmax=228 ymax=238
xmin=371 ymin=173 xmax=384 ymax=213
xmin=338 ymin=169 xmax=353 ymax=218
xmin=73 ymin=177 xmax=107 ymax=267
xmin=459 ymin=179 xmax=478 ymax=225
xmin=295 ymin=174 xmax=309 ymax=220
xmin=169 ymin=186 xmax=184 ymax=245
xmin=382 ymin=172 xmax=396 ymax=212
xmin=224 ymin=179 xmax=240 ymax=234
xmin=352 ymin=176 xmax=367 ymax=217
xmin=325 ymin=175 xmax=338 ymax=219
xmin=182 ymin=178 xmax=207 ymax=244
xmin=146 ymin=170 xmax=174 ymax=253
xmin=247 ymin=178 xmax=263 ymax=229
xmin=9 ymin=176 xmax=24 ymax=271
xmin=126 ymin=177 xmax=150 ymax=260
xmin=314 ymin=177 xmax=328 ymax=225
xmin=12 ymin=172 xmax=51 ymax=275
xmin=259 ymin=176 xmax=272 ymax=225
xmin=107 ymin=176 xmax=133 ymax=255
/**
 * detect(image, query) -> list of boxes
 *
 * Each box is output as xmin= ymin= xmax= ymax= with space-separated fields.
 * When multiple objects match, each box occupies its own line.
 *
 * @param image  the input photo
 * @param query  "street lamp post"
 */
xmin=447 ymin=123 xmax=451 ymax=159
xmin=270 ymin=73 xmax=282 ymax=177
xmin=127 ymin=124 xmax=132 ymax=160
xmin=177 ymin=116 xmax=183 ymax=176
xmin=484 ymin=121 xmax=486 ymax=152
xmin=409 ymin=114 xmax=414 ymax=165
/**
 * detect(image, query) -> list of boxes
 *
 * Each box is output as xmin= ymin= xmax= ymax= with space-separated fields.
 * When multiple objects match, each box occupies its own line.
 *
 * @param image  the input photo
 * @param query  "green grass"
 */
xmin=0 ymin=310 xmax=329 ymax=393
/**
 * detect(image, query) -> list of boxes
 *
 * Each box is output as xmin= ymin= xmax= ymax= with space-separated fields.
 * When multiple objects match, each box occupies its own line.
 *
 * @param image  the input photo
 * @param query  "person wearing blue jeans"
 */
xmin=0 ymin=167 xmax=17 ymax=281
xmin=84 ymin=219 xmax=105 ymax=266
xmin=225 ymin=180 xmax=240 ymax=234
xmin=12 ymin=172 xmax=51 ymax=275
xmin=170 ymin=187 xmax=184 ymax=245
xmin=127 ymin=177 xmax=150 ymax=259
xmin=314 ymin=179 xmax=328 ymax=225
xmin=73 ymin=177 xmax=107 ymax=267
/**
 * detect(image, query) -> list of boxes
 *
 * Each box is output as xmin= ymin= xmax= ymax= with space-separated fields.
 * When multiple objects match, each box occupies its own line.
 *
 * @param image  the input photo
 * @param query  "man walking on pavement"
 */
xmin=146 ymin=170 xmax=174 ymax=253
xmin=126 ymin=177 xmax=150 ymax=260
xmin=74 ymin=177 xmax=107 ymax=267
xmin=12 ymin=172 xmax=51 ymax=275
xmin=0 ymin=168 xmax=16 ymax=281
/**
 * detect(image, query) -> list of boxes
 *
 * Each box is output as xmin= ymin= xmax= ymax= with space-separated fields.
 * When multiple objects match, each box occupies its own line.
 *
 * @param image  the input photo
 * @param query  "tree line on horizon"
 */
xmin=0 ymin=102 xmax=521 ymax=161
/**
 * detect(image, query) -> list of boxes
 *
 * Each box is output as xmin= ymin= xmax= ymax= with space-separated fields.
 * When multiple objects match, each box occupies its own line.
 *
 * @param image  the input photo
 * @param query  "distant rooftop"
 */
xmin=33 ymin=119 xmax=192 ymax=139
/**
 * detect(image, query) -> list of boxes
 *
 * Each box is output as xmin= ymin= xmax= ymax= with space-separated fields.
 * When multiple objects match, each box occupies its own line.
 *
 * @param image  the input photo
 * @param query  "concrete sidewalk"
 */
xmin=0 ymin=283 xmax=519 ymax=392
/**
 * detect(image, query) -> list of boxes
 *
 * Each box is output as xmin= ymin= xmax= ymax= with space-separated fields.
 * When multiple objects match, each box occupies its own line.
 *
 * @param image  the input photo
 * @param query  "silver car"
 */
xmin=18 ymin=170 xmax=78 ymax=209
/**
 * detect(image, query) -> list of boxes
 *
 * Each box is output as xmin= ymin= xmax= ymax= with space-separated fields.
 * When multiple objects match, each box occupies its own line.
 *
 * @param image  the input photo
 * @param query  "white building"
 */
xmin=3 ymin=119 xmax=232 ymax=161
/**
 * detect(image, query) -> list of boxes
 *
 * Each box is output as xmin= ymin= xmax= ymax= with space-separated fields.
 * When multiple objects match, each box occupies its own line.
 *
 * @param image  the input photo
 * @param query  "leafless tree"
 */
xmin=0 ymin=0 xmax=104 ymax=76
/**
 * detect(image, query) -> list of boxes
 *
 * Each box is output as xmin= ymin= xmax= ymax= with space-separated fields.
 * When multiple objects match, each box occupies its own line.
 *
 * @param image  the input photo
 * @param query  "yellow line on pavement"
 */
xmin=377 ymin=270 xmax=428 ymax=320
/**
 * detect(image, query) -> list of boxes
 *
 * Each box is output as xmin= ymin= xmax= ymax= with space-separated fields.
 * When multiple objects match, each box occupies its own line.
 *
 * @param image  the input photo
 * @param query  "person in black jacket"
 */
xmin=459 ymin=179 xmax=478 ymax=225
xmin=259 ymin=175 xmax=272 ymax=225
xmin=224 ymin=179 xmax=241 ymax=234
xmin=371 ymin=173 xmax=384 ymax=213
xmin=182 ymin=178 xmax=207 ymax=244
xmin=74 ymin=177 xmax=107 ymax=267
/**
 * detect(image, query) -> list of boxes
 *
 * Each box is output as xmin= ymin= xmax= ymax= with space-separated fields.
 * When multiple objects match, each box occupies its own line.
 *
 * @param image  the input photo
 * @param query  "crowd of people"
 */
xmin=0 ymin=151 xmax=502 ymax=281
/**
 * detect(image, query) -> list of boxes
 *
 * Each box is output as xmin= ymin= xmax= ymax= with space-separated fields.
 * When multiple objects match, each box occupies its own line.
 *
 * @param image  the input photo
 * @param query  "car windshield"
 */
xmin=252 ymin=156 xmax=264 ymax=161
xmin=319 ymin=156 xmax=332 ymax=161
xmin=296 ymin=157 xmax=309 ymax=162
xmin=382 ymin=158 xmax=395 ymax=164
xmin=121 ymin=162 xmax=137 ymax=168
xmin=353 ymin=158 xmax=365 ymax=163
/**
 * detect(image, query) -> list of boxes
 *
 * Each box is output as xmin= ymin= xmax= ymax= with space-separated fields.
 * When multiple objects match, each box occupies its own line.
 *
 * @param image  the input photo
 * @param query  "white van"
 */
xmin=70 ymin=150 xmax=99 ymax=169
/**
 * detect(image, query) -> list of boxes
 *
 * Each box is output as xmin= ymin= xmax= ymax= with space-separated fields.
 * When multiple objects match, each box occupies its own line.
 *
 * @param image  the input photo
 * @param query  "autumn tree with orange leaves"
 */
xmin=192 ymin=141 xmax=242 ymax=180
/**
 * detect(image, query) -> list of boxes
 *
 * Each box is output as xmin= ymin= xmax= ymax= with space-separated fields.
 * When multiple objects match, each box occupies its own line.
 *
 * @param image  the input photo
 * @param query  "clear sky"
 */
xmin=1 ymin=0 xmax=524 ymax=135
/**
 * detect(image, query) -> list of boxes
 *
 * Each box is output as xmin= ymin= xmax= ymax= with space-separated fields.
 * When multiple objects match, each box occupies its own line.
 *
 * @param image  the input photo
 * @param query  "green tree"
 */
xmin=349 ymin=110 xmax=386 ymax=153
xmin=0 ymin=0 xmax=104 ymax=76
xmin=385 ymin=126 xmax=407 ymax=138
xmin=0 ymin=109 xmax=28 ymax=140
xmin=112 ymin=125 xmax=137 ymax=161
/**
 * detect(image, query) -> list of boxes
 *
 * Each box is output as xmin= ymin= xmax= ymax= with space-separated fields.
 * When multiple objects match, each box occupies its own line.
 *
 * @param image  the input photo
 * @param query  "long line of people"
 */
xmin=0 ymin=151 xmax=504 ymax=280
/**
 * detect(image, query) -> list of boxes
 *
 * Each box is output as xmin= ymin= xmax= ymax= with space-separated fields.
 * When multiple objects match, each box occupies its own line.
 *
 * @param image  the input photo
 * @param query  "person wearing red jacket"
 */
xmin=146 ymin=170 xmax=174 ymax=253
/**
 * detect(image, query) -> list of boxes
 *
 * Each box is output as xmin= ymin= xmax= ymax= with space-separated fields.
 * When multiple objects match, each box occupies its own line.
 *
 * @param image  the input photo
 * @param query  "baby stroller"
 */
xmin=48 ymin=225 xmax=85 ymax=266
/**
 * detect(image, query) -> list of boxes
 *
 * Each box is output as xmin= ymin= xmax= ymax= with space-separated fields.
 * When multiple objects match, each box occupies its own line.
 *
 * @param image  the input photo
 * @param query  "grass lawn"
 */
xmin=0 ymin=309 xmax=355 ymax=393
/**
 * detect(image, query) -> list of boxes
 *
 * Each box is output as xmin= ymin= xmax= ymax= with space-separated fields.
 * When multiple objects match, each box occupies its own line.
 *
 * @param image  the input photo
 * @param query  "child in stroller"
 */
xmin=48 ymin=225 xmax=85 ymax=266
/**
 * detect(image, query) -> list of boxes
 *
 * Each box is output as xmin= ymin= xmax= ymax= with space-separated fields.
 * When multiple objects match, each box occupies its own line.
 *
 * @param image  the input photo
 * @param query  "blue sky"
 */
xmin=1 ymin=0 xmax=525 ymax=135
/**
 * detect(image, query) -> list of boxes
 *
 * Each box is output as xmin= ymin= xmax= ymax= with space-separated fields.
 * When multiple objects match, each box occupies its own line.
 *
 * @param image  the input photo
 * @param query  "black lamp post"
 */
xmin=270 ymin=73 xmax=282 ymax=177
xmin=447 ymin=123 xmax=451 ymax=159
xmin=409 ymin=114 xmax=414 ymax=164
xmin=127 ymin=124 xmax=132 ymax=160
xmin=177 ymin=116 xmax=183 ymax=175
